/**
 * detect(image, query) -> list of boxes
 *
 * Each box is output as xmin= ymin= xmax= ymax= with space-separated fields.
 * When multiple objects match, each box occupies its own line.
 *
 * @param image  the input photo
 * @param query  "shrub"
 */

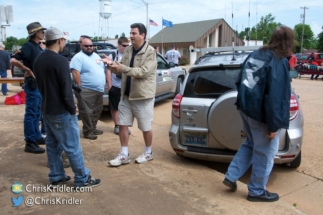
xmin=179 ymin=55 xmax=190 ymax=65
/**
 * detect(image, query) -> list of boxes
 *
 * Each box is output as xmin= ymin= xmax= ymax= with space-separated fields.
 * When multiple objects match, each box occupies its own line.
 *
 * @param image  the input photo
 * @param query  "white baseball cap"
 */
xmin=45 ymin=27 xmax=68 ymax=41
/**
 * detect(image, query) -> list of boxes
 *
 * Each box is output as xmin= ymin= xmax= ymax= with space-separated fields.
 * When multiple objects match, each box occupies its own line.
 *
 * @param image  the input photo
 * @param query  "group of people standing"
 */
xmin=9 ymin=21 xmax=157 ymax=188
xmin=7 ymin=19 xmax=296 ymax=202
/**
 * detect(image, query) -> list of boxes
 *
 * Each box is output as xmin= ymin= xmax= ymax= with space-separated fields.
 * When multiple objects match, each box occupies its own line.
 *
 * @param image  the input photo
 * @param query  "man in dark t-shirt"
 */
xmin=10 ymin=22 xmax=46 ymax=154
xmin=0 ymin=43 xmax=10 ymax=95
xmin=33 ymin=27 xmax=101 ymax=188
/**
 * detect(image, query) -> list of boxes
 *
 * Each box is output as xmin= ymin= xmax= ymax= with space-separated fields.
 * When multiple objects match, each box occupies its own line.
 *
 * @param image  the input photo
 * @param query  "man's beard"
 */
xmin=83 ymin=50 xmax=93 ymax=56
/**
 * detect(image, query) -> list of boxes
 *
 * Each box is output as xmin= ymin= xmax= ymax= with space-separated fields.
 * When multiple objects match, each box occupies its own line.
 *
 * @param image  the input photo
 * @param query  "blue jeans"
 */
xmin=225 ymin=110 xmax=281 ymax=196
xmin=0 ymin=70 xmax=7 ymax=95
xmin=40 ymin=115 xmax=46 ymax=135
xmin=43 ymin=112 xmax=90 ymax=187
xmin=24 ymin=78 xmax=43 ymax=143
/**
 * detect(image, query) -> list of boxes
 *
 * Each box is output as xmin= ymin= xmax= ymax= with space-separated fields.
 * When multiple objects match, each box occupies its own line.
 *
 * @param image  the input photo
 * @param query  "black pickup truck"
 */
xmin=11 ymin=42 xmax=117 ymax=78
xmin=61 ymin=41 xmax=117 ymax=60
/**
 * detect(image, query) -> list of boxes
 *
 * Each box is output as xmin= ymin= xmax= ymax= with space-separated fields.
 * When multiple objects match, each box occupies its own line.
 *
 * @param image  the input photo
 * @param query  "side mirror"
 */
xmin=169 ymin=62 xmax=176 ymax=68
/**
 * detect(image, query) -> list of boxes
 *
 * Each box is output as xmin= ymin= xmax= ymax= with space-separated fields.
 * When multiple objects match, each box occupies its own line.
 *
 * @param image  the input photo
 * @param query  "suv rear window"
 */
xmin=184 ymin=68 xmax=240 ymax=98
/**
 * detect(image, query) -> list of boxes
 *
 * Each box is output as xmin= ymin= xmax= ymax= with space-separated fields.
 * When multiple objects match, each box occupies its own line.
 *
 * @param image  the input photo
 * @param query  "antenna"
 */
xmin=224 ymin=0 xmax=227 ymax=46
xmin=232 ymin=0 xmax=234 ymax=48
xmin=247 ymin=0 xmax=250 ymax=46
xmin=255 ymin=0 xmax=258 ymax=45
xmin=231 ymin=35 xmax=236 ymax=61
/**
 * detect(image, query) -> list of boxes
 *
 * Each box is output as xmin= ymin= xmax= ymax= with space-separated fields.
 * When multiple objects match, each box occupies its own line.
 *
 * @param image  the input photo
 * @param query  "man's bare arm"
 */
xmin=71 ymin=69 xmax=81 ymax=86
xmin=10 ymin=58 xmax=35 ymax=78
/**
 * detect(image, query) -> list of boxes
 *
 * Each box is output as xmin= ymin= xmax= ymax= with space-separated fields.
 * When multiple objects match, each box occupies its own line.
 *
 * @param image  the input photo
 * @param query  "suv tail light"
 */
xmin=172 ymin=94 xmax=183 ymax=118
xmin=290 ymin=94 xmax=299 ymax=121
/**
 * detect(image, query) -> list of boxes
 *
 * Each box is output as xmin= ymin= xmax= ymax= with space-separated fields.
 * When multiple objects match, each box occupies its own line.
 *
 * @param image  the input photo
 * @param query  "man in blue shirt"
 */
xmin=70 ymin=38 xmax=106 ymax=140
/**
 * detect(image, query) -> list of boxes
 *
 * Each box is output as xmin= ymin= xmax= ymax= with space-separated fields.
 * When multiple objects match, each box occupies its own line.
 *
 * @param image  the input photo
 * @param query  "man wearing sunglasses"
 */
xmin=74 ymin=35 xmax=91 ymax=53
xmin=70 ymin=38 xmax=106 ymax=140
xmin=10 ymin=22 xmax=47 ymax=154
xmin=106 ymin=36 xmax=131 ymax=135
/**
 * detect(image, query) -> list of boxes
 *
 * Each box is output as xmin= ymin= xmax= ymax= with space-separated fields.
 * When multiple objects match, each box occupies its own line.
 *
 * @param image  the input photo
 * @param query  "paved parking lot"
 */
xmin=0 ymin=74 xmax=322 ymax=214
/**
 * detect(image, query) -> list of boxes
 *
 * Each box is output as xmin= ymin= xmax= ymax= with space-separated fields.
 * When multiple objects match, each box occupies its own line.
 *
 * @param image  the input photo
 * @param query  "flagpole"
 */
xmin=149 ymin=17 xmax=150 ymax=40
xmin=162 ymin=17 xmax=164 ymax=56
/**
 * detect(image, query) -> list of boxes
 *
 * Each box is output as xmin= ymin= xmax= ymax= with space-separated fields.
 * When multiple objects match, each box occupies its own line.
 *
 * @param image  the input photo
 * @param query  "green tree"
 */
xmin=317 ymin=32 xmax=323 ymax=52
xmin=115 ymin=34 xmax=118 ymax=38
xmin=238 ymin=13 xmax=281 ymax=45
xmin=254 ymin=13 xmax=281 ymax=43
xmin=3 ymin=36 xmax=18 ymax=50
xmin=294 ymin=24 xmax=314 ymax=52
xmin=120 ymin=32 xmax=125 ymax=37
xmin=18 ymin=38 xmax=27 ymax=46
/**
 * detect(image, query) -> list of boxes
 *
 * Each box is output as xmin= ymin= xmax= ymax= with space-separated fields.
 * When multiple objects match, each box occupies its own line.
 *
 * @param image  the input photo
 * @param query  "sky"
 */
xmin=1 ymin=0 xmax=323 ymax=42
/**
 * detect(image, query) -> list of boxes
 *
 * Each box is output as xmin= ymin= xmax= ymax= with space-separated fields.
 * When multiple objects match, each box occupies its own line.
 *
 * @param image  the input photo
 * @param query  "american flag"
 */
xmin=149 ymin=19 xmax=158 ymax=27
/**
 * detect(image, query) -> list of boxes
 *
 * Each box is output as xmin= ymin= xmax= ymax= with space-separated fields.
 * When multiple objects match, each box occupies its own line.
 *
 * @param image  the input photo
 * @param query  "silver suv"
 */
xmin=169 ymin=46 xmax=304 ymax=168
xmin=98 ymin=50 xmax=186 ymax=110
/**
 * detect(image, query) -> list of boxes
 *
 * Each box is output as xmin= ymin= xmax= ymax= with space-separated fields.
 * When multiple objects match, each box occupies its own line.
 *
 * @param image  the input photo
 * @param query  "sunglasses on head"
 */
xmin=120 ymin=44 xmax=129 ymax=47
xmin=83 ymin=45 xmax=93 ymax=48
xmin=39 ymin=42 xmax=46 ymax=45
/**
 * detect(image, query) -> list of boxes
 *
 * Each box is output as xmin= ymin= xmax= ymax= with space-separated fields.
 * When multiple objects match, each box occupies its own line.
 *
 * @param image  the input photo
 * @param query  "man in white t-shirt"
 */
xmin=164 ymin=44 xmax=181 ymax=66
xmin=106 ymin=37 xmax=131 ymax=135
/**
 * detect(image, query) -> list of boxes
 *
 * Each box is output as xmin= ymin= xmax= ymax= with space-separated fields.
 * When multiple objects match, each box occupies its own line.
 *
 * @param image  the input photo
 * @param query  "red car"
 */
xmin=297 ymin=53 xmax=323 ymax=65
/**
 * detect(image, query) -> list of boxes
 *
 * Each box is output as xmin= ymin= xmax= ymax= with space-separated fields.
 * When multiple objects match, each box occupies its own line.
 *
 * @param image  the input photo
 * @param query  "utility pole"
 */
xmin=300 ymin=6 xmax=309 ymax=53
xmin=141 ymin=0 xmax=149 ymax=39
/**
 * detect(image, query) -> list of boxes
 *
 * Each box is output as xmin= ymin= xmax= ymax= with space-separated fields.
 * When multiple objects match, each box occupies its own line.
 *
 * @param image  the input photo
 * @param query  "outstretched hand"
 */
xmin=100 ymin=54 xmax=113 ymax=65
xmin=109 ymin=61 xmax=122 ymax=73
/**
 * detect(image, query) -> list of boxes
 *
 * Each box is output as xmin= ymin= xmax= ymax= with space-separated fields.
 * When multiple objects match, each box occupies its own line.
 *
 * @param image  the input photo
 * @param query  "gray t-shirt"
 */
xmin=164 ymin=49 xmax=181 ymax=64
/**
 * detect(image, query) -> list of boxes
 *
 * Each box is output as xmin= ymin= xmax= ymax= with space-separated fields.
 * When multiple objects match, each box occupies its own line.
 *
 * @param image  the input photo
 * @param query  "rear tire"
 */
xmin=288 ymin=151 xmax=301 ymax=168
xmin=175 ymin=77 xmax=183 ymax=95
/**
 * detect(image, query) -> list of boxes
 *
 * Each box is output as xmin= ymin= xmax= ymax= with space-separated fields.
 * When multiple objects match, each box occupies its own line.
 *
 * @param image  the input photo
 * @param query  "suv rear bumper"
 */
xmin=169 ymin=124 xmax=302 ymax=164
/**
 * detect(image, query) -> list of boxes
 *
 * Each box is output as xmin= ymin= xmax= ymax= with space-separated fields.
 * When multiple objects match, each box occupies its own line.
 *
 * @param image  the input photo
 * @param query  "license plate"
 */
xmin=184 ymin=132 xmax=207 ymax=145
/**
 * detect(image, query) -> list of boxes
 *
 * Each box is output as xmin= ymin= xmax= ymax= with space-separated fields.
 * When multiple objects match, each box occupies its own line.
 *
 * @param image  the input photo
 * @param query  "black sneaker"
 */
xmin=82 ymin=175 xmax=101 ymax=188
xmin=36 ymin=137 xmax=46 ymax=145
xmin=24 ymin=142 xmax=45 ymax=154
xmin=93 ymin=129 xmax=103 ymax=135
xmin=223 ymin=178 xmax=237 ymax=191
xmin=84 ymin=133 xmax=97 ymax=140
xmin=247 ymin=190 xmax=279 ymax=202
xmin=49 ymin=176 xmax=71 ymax=189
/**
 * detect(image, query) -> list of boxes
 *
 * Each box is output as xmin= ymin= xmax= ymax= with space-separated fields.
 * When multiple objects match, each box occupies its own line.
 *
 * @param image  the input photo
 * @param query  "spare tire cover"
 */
xmin=207 ymin=91 xmax=244 ymax=150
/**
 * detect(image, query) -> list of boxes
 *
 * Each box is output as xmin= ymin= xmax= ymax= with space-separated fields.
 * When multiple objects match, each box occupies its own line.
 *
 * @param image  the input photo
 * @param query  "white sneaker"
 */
xmin=135 ymin=152 xmax=153 ymax=164
xmin=109 ymin=153 xmax=130 ymax=167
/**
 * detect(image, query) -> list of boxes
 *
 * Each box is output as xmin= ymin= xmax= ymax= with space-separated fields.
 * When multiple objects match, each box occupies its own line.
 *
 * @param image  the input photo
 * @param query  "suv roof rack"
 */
xmin=191 ymin=46 xmax=260 ymax=56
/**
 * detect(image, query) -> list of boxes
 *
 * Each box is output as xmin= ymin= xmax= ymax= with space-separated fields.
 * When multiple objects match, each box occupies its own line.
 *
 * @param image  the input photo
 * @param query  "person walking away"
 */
xmin=0 ymin=43 xmax=10 ymax=96
xmin=33 ymin=27 xmax=101 ymax=188
xmin=10 ymin=22 xmax=46 ymax=154
xmin=106 ymin=36 xmax=131 ymax=135
xmin=223 ymin=26 xmax=294 ymax=202
xmin=70 ymin=38 xmax=106 ymax=140
xmin=164 ymin=44 xmax=181 ymax=66
xmin=108 ymin=23 xmax=157 ymax=166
